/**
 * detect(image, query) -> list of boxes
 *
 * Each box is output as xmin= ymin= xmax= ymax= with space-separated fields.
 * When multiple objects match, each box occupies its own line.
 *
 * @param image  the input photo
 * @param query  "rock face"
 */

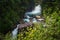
xmin=36 ymin=16 xmax=41 ymax=19
xmin=12 ymin=22 xmax=33 ymax=38
xmin=17 ymin=22 xmax=33 ymax=29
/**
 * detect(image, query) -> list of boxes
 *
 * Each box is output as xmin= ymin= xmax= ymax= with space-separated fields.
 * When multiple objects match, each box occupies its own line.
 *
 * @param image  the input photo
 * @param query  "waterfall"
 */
xmin=31 ymin=5 xmax=41 ymax=15
xmin=11 ymin=4 xmax=42 ymax=39
xmin=25 ymin=5 xmax=41 ymax=15
xmin=24 ymin=4 xmax=41 ymax=23
xmin=12 ymin=24 xmax=19 ymax=39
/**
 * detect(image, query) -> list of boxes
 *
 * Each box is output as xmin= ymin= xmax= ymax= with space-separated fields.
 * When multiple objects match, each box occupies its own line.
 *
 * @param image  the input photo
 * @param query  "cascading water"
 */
xmin=12 ymin=25 xmax=19 ymax=37
xmin=12 ymin=4 xmax=42 ymax=39
xmin=23 ymin=4 xmax=41 ymax=23
xmin=12 ymin=24 xmax=19 ymax=39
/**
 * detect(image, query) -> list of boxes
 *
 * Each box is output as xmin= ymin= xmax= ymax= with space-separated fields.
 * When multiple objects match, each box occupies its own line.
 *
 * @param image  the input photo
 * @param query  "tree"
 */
xmin=0 ymin=0 xmax=35 ymax=34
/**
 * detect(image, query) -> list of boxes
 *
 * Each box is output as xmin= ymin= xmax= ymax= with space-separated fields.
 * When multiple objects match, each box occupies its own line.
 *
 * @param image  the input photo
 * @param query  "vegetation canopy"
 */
xmin=0 ymin=0 xmax=60 ymax=40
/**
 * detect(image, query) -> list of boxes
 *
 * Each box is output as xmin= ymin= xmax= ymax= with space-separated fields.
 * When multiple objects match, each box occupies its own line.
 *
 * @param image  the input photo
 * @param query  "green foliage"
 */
xmin=1 ymin=11 xmax=60 ymax=40
xmin=17 ymin=9 xmax=60 ymax=40
xmin=0 ymin=0 xmax=35 ymax=34
xmin=0 ymin=0 xmax=60 ymax=40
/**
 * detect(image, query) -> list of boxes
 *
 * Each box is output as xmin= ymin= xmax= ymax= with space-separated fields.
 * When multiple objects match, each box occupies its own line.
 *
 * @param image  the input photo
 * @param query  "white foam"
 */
xmin=25 ymin=5 xmax=41 ymax=15
xmin=12 ymin=25 xmax=19 ymax=37
xmin=23 ymin=18 xmax=30 ymax=22
xmin=32 ymin=18 xmax=37 ymax=23
xmin=24 ymin=4 xmax=41 ymax=22
xmin=11 ymin=4 xmax=42 ymax=39
xmin=31 ymin=5 xmax=41 ymax=14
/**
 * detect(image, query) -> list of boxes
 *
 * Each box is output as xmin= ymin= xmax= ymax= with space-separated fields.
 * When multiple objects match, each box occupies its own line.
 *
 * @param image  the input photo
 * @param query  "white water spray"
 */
xmin=24 ymin=4 xmax=41 ymax=23
xmin=31 ymin=5 xmax=41 ymax=15
xmin=25 ymin=5 xmax=41 ymax=16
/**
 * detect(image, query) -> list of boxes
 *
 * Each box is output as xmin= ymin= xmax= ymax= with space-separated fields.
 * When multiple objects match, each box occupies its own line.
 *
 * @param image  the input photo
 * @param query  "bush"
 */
xmin=3 ymin=11 xmax=60 ymax=40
